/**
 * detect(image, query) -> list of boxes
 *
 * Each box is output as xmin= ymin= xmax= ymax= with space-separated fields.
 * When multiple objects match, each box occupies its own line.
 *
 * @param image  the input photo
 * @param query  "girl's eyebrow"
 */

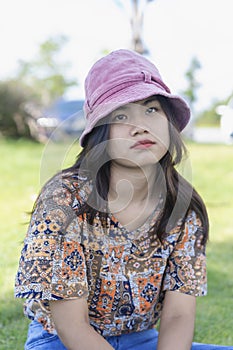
xmin=112 ymin=105 xmax=128 ymax=113
xmin=142 ymin=97 xmax=159 ymax=105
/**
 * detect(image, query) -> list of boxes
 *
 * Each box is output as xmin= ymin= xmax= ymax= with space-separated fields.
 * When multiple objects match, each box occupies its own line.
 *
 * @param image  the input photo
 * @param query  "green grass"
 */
xmin=187 ymin=143 xmax=233 ymax=344
xmin=0 ymin=138 xmax=232 ymax=348
xmin=0 ymin=138 xmax=79 ymax=349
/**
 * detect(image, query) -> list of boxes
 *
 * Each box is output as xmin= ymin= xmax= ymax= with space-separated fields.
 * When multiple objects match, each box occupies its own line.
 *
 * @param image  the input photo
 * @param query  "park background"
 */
xmin=0 ymin=0 xmax=233 ymax=348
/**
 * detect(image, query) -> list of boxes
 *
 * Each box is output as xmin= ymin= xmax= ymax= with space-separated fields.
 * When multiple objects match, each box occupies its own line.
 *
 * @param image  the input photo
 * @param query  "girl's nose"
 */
xmin=130 ymin=120 xmax=149 ymax=136
xmin=128 ymin=105 xmax=150 ymax=136
xmin=130 ymin=123 xmax=149 ymax=136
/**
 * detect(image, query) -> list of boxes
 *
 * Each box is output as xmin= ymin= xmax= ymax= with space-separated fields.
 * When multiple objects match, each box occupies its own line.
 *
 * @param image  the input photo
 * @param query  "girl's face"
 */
xmin=107 ymin=97 xmax=170 ymax=168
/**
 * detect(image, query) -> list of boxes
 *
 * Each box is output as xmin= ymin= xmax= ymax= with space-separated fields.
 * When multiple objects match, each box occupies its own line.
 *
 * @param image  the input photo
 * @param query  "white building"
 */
xmin=216 ymin=99 xmax=233 ymax=144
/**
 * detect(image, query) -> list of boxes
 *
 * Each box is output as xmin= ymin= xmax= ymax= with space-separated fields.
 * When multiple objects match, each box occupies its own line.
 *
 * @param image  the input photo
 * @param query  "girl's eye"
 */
xmin=145 ymin=106 xmax=159 ymax=115
xmin=113 ymin=114 xmax=127 ymax=122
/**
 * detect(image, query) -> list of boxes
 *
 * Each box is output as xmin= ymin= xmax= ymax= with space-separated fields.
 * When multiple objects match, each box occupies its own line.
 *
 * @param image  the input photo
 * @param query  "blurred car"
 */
xmin=38 ymin=99 xmax=85 ymax=140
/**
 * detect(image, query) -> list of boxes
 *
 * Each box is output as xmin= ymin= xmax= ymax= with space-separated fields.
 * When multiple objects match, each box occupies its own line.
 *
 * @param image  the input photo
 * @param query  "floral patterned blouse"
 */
xmin=15 ymin=171 xmax=207 ymax=337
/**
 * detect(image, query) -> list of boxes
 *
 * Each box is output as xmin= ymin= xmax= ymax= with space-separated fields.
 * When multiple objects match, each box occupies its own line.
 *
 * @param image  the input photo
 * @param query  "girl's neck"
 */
xmin=108 ymin=162 xmax=159 ymax=208
xmin=107 ymin=162 xmax=162 ymax=230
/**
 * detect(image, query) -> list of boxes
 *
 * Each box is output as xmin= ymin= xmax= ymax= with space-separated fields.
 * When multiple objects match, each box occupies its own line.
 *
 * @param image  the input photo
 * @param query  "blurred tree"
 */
xmin=115 ymin=0 xmax=155 ymax=54
xmin=183 ymin=56 xmax=201 ymax=110
xmin=181 ymin=56 xmax=201 ymax=139
xmin=196 ymin=94 xmax=233 ymax=127
xmin=0 ymin=80 xmax=34 ymax=139
xmin=196 ymin=103 xmax=221 ymax=127
xmin=0 ymin=35 xmax=78 ymax=141
xmin=16 ymin=35 xmax=77 ymax=105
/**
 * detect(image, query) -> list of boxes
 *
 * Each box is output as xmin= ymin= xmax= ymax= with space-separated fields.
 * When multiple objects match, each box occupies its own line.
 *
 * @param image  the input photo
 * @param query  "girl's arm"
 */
xmin=157 ymin=291 xmax=196 ymax=350
xmin=50 ymin=298 xmax=114 ymax=350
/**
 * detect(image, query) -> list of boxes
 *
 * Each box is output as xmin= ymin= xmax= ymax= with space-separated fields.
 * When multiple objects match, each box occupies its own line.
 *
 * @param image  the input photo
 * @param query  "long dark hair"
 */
xmin=63 ymin=95 xmax=209 ymax=243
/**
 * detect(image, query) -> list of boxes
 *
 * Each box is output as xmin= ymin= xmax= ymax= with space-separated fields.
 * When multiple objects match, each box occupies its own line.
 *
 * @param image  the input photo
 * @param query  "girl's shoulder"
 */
xmin=163 ymin=209 xmax=206 ymax=256
xmin=185 ymin=209 xmax=203 ymax=228
xmin=165 ymin=209 xmax=205 ymax=245
xmin=167 ymin=209 xmax=202 ymax=234
xmin=37 ymin=170 xmax=92 ymax=207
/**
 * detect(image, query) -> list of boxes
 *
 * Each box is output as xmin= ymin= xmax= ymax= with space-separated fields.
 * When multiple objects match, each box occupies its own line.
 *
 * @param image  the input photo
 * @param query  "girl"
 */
xmin=15 ymin=49 xmax=232 ymax=350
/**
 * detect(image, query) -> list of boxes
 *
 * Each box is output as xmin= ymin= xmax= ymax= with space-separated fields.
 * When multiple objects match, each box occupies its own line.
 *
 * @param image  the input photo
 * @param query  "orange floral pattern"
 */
xmin=15 ymin=172 xmax=207 ymax=337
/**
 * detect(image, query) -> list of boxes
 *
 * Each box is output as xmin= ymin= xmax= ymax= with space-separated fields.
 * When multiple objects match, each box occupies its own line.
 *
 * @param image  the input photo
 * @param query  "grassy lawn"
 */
xmin=0 ymin=138 xmax=232 ymax=348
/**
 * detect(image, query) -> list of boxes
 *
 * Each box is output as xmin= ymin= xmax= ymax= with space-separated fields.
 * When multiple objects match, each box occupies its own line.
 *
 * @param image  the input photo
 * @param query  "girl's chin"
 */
xmin=111 ymin=159 xmax=159 ymax=169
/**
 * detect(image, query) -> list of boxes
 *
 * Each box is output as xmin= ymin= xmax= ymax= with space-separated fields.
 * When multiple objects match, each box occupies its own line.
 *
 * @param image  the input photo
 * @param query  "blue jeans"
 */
xmin=25 ymin=320 xmax=233 ymax=350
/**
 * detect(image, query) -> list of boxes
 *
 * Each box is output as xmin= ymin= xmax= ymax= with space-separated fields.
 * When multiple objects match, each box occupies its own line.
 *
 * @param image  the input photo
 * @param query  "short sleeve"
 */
xmin=162 ymin=210 xmax=207 ymax=296
xmin=15 ymin=173 xmax=89 ymax=301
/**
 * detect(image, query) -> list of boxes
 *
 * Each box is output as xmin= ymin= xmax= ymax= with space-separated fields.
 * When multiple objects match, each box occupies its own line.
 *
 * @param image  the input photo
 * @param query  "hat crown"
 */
xmin=84 ymin=49 xmax=170 ymax=114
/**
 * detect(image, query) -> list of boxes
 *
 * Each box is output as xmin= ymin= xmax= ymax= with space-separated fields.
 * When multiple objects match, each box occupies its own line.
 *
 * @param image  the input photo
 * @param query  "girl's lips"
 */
xmin=130 ymin=140 xmax=156 ymax=149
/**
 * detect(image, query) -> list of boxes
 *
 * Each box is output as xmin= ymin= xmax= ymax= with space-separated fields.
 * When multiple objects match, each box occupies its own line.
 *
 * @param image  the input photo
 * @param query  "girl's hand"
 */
xmin=157 ymin=291 xmax=196 ymax=350
xmin=50 ymin=298 xmax=113 ymax=350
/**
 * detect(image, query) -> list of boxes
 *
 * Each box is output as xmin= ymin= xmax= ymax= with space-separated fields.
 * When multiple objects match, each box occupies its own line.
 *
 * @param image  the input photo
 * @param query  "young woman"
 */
xmin=15 ymin=49 xmax=233 ymax=350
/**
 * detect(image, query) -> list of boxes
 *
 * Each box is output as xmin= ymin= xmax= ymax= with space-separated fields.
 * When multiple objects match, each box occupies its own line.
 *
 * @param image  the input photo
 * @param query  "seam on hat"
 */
xmin=89 ymin=74 xmax=169 ymax=111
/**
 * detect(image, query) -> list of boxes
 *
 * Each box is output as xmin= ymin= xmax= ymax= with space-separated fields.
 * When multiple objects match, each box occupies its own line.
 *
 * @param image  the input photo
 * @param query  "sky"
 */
xmin=1 ymin=0 xmax=233 ymax=112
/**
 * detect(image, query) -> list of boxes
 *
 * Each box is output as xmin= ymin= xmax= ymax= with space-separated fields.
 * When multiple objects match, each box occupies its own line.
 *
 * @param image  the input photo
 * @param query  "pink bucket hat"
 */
xmin=79 ymin=49 xmax=190 ymax=146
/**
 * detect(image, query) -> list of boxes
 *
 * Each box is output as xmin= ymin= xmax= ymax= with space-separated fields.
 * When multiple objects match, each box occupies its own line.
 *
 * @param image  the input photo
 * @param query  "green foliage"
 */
xmin=16 ymin=35 xmax=78 ymax=105
xmin=195 ymin=96 xmax=232 ymax=127
xmin=0 ymin=35 xmax=78 ymax=141
xmin=0 ymin=81 xmax=35 ymax=138
xmin=196 ymin=106 xmax=221 ymax=127
xmin=0 ymin=139 xmax=232 ymax=348
xmin=183 ymin=56 xmax=201 ymax=107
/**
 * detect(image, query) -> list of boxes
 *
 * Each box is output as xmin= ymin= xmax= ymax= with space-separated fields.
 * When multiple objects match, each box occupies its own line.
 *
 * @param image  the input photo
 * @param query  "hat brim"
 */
xmin=80 ymin=82 xmax=190 ymax=146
